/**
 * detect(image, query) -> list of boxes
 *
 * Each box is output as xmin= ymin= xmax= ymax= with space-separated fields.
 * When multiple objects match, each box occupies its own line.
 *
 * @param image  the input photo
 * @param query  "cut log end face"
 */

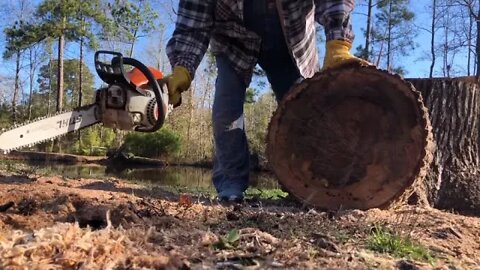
xmin=267 ymin=66 xmax=431 ymax=210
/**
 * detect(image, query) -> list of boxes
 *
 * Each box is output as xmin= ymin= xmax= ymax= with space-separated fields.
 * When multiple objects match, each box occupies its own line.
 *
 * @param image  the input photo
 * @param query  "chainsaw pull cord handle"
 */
xmin=122 ymin=57 xmax=166 ymax=133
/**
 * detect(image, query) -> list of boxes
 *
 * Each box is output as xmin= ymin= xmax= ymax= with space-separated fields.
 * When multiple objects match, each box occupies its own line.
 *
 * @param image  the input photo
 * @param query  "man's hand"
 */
xmin=167 ymin=66 xmax=192 ymax=107
xmin=323 ymin=40 xmax=371 ymax=71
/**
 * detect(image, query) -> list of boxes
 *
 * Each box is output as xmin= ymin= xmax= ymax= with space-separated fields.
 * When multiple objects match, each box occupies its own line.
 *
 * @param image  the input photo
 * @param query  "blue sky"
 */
xmin=0 ymin=0 xmax=469 ymax=98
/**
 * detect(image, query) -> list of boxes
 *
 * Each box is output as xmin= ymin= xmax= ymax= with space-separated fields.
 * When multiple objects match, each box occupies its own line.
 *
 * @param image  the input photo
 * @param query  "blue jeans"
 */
xmin=212 ymin=0 xmax=302 ymax=197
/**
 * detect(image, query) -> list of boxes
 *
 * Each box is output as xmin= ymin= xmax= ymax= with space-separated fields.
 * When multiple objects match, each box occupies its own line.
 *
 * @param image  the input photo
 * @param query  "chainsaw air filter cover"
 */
xmin=266 ymin=64 xmax=433 ymax=210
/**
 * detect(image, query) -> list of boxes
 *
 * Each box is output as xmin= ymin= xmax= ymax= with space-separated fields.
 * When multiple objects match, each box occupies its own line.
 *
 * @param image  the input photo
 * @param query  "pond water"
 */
xmin=0 ymin=160 xmax=281 ymax=193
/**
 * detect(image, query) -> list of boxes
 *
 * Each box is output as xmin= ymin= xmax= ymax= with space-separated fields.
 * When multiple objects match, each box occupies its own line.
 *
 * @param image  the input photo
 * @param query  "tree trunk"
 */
xmin=28 ymin=48 xmax=34 ymax=120
xmin=55 ymin=22 xmax=66 ymax=153
xmin=129 ymin=41 xmax=135 ymax=58
xmin=408 ymin=77 xmax=480 ymax=216
xmin=79 ymin=15 xmax=85 ymax=108
xmin=12 ymin=50 xmax=21 ymax=124
xmin=386 ymin=0 xmax=393 ymax=71
xmin=467 ymin=14 xmax=473 ymax=76
xmin=365 ymin=0 xmax=373 ymax=61
xmin=47 ymin=58 xmax=52 ymax=116
xmin=186 ymin=84 xmax=194 ymax=160
xmin=79 ymin=39 xmax=83 ymax=108
xmin=77 ymin=34 xmax=84 ymax=143
xmin=429 ymin=0 xmax=436 ymax=78
xmin=442 ymin=7 xmax=450 ymax=78
xmin=56 ymin=34 xmax=65 ymax=112
xmin=129 ymin=29 xmax=138 ymax=57
xmin=476 ymin=4 xmax=480 ymax=77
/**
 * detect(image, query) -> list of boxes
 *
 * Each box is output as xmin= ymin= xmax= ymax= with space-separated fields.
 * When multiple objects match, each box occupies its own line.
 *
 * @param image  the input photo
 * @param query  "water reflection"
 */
xmin=0 ymin=160 xmax=279 ymax=190
xmin=118 ymin=166 xmax=213 ymax=188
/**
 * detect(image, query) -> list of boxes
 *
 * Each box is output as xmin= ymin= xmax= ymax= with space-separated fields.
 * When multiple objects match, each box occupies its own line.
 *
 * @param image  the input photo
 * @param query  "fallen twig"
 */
xmin=0 ymin=201 xmax=14 ymax=212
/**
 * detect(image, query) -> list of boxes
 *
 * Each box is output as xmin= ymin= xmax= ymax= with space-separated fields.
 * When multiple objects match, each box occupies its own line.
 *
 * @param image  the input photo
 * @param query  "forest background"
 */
xmin=0 ymin=0 xmax=475 ymax=165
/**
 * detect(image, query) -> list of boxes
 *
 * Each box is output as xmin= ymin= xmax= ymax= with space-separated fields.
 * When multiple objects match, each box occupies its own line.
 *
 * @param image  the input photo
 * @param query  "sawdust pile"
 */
xmin=0 ymin=220 xmax=186 ymax=269
xmin=0 ymin=219 xmax=284 ymax=269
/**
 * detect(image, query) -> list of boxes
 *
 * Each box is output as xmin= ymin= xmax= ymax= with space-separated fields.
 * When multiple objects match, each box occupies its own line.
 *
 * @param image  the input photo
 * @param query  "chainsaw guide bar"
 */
xmin=0 ymin=105 xmax=99 ymax=153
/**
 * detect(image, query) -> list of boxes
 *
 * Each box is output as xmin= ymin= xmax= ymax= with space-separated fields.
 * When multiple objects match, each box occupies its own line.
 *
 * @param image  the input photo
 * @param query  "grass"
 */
xmin=172 ymin=187 xmax=289 ymax=200
xmin=245 ymin=188 xmax=289 ymax=200
xmin=334 ymin=230 xmax=351 ymax=244
xmin=213 ymin=229 xmax=241 ymax=250
xmin=366 ymin=224 xmax=435 ymax=263
xmin=153 ymin=185 xmax=289 ymax=202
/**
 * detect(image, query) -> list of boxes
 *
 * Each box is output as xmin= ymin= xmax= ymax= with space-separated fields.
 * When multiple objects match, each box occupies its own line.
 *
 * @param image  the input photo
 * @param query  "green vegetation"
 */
xmin=213 ymin=229 xmax=240 ymax=250
xmin=34 ymin=59 xmax=95 ymax=116
xmin=245 ymin=188 xmax=288 ymax=200
xmin=123 ymin=125 xmax=181 ymax=158
xmin=164 ymin=187 xmax=288 ymax=200
xmin=244 ymin=92 xmax=277 ymax=163
xmin=367 ymin=224 xmax=435 ymax=263
xmin=72 ymin=126 xmax=117 ymax=156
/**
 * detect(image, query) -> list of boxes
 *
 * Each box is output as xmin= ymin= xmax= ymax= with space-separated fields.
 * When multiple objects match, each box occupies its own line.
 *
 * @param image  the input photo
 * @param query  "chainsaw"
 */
xmin=0 ymin=51 xmax=170 ymax=153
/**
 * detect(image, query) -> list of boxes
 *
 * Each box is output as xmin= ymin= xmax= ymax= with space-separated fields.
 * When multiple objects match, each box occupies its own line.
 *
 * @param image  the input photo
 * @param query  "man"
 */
xmin=166 ymin=0 xmax=367 ymax=202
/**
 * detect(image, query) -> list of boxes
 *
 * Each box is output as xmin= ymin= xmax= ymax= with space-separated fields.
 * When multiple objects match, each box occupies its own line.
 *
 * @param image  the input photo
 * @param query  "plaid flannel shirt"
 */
xmin=167 ymin=0 xmax=355 ymax=85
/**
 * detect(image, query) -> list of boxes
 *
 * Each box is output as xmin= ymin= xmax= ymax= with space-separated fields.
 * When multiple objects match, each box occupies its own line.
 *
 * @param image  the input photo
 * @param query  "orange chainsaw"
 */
xmin=0 ymin=51 xmax=170 ymax=152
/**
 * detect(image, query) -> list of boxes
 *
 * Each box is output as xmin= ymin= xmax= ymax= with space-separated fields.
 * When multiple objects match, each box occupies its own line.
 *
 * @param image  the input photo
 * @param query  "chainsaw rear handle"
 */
xmin=94 ymin=50 xmax=167 ymax=132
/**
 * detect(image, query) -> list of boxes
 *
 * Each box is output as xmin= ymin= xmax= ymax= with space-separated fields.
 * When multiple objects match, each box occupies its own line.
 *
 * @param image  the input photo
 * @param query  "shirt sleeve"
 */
xmin=314 ymin=0 xmax=355 ymax=43
xmin=166 ymin=0 xmax=215 ymax=78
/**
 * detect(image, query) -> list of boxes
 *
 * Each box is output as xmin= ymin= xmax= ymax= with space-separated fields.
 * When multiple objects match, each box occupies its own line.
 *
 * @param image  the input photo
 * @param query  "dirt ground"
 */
xmin=0 ymin=170 xmax=479 ymax=270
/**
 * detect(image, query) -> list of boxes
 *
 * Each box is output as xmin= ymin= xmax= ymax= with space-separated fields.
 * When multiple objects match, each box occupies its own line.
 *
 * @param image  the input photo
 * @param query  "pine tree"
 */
xmin=33 ymin=0 xmax=108 ymax=112
xmin=370 ymin=0 xmax=416 ymax=72
xmin=355 ymin=0 xmax=375 ymax=61
xmin=105 ymin=0 xmax=159 ymax=57
xmin=36 ymin=59 xmax=95 ymax=114
xmin=3 ymin=21 xmax=43 ymax=123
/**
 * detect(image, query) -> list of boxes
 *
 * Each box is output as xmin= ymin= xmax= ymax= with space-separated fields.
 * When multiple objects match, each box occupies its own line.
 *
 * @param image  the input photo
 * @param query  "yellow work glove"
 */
xmin=167 ymin=66 xmax=192 ymax=107
xmin=323 ymin=40 xmax=371 ymax=70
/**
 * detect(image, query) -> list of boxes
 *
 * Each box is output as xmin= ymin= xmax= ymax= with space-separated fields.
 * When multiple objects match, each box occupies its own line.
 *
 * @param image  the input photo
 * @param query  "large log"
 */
xmin=408 ymin=77 xmax=480 ymax=216
xmin=267 ymin=65 xmax=434 ymax=210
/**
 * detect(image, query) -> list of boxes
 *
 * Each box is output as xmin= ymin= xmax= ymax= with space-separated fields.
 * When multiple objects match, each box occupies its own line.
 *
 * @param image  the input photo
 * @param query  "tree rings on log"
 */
xmin=267 ymin=64 xmax=433 ymax=210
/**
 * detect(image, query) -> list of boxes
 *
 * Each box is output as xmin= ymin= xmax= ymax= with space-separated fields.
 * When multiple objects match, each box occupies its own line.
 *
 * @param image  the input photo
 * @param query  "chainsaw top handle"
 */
xmin=94 ymin=50 xmax=166 ymax=133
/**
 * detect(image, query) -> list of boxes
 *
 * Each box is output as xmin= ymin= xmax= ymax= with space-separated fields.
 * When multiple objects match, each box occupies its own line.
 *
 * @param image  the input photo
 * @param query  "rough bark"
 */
xmin=267 ymin=64 xmax=433 ymax=210
xmin=408 ymin=77 xmax=480 ymax=216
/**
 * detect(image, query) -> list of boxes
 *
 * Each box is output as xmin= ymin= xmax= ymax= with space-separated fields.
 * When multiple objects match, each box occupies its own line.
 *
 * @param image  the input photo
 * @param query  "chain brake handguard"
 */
xmin=94 ymin=51 xmax=168 ymax=132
